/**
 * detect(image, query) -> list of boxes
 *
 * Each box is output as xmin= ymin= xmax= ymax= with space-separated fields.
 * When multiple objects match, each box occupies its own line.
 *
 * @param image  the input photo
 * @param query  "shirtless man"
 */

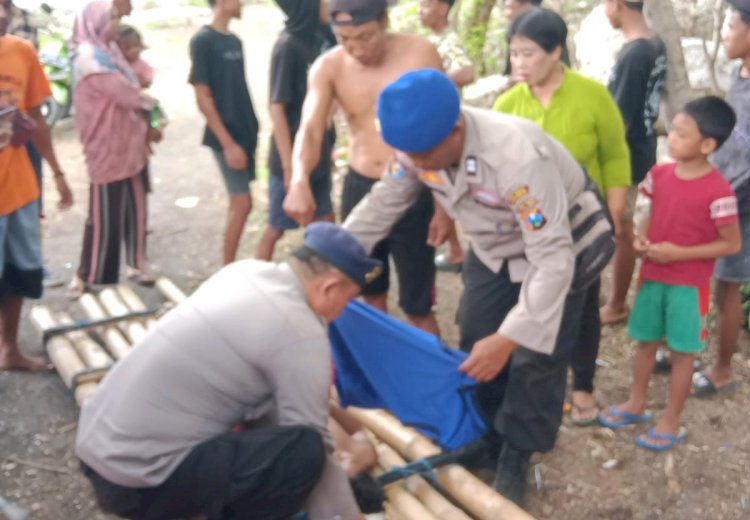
xmin=284 ymin=0 xmax=443 ymax=334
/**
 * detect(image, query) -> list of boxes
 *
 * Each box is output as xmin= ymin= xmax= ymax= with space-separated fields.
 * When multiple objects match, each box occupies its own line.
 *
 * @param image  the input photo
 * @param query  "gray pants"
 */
xmin=457 ymin=248 xmax=585 ymax=453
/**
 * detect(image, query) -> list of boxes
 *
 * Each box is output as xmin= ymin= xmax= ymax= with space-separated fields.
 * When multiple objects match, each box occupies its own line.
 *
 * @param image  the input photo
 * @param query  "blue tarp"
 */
xmin=329 ymin=301 xmax=487 ymax=451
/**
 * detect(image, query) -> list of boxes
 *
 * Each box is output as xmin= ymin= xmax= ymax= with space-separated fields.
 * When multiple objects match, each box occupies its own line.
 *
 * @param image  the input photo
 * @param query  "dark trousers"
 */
xmin=340 ymin=167 xmax=436 ymax=316
xmin=570 ymin=277 xmax=601 ymax=393
xmin=81 ymin=426 xmax=326 ymax=520
xmin=457 ymin=248 xmax=585 ymax=453
xmin=77 ymin=170 xmax=148 ymax=285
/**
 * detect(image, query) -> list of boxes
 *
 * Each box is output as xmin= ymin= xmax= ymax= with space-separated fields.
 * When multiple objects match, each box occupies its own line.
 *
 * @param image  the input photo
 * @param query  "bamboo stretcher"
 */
xmin=34 ymin=278 xmax=535 ymax=519
xmin=31 ymin=278 xmax=176 ymax=406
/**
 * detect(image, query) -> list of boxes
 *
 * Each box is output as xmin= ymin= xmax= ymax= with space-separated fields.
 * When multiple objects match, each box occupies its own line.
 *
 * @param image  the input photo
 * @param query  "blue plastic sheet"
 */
xmin=329 ymin=301 xmax=487 ymax=450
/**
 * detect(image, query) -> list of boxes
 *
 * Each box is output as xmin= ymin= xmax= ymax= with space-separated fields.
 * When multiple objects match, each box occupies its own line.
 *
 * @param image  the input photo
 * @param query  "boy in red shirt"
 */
xmin=599 ymin=97 xmax=741 ymax=451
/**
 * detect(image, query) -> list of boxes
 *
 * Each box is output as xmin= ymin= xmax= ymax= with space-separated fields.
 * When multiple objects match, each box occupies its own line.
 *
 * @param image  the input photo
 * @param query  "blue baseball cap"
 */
xmin=303 ymin=222 xmax=383 ymax=287
xmin=377 ymin=69 xmax=460 ymax=153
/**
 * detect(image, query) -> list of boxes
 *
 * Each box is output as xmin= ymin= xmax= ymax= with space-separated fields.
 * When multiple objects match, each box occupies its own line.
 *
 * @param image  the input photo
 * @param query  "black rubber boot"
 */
xmin=492 ymin=444 xmax=531 ymax=506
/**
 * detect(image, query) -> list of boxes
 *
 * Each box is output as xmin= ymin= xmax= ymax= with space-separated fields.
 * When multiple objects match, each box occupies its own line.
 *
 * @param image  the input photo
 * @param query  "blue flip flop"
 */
xmin=598 ymin=405 xmax=653 ymax=428
xmin=635 ymin=427 xmax=688 ymax=452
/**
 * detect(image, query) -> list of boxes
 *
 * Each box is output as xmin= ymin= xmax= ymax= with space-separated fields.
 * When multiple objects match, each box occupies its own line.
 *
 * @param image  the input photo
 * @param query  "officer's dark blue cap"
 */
xmin=303 ymin=222 xmax=383 ymax=288
xmin=377 ymin=68 xmax=460 ymax=153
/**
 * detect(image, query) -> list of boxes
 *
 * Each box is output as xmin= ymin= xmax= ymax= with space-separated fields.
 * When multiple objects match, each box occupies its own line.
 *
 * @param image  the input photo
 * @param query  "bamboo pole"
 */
xmin=30 ymin=306 xmax=100 ymax=405
xmin=347 ymin=408 xmax=536 ymax=520
xmin=78 ymin=293 xmax=132 ymax=360
xmin=98 ymin=288 xmax=149 ymax=343
xmin=115 ymin=285 xmax=157 ymax=328
xmin=156 ymin=277 xmax=187 ymax=304
xmin=375 ymin=442 xmax=472 ymax=520
xmin=56 ymin=313 xmax=113 ymax=371
xmin=347 ymin=408 xmax=441 ymax=459
xmin=380 ymin=478 xmax=439 ymax=520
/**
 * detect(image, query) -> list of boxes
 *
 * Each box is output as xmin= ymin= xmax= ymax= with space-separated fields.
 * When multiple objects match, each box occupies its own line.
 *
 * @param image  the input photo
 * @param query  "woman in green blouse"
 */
xmin=494 ymin=8 xmax=630 ymax=426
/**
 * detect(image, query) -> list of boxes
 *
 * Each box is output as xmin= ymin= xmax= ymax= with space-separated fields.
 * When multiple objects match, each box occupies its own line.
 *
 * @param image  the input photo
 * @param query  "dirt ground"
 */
xmin=2 ymin=5 xmax=750 ymax=520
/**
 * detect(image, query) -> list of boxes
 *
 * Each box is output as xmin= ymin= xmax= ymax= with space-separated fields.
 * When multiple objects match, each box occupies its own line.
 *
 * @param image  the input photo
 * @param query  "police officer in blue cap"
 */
xmin=344 ymin=69 xmax=614 ymax=505
xmin=75 ymin=222 xmax=379 ymax=519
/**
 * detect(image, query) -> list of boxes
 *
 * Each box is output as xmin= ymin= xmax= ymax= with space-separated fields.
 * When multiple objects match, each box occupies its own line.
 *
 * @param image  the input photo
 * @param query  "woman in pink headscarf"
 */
xmin=67 ymin=0 xmax=158 ymax=299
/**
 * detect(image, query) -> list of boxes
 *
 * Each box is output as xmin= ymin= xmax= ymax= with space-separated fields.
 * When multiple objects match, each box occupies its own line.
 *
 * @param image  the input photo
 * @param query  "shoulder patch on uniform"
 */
xmin=389 ymin=162 xmax=405 ymax=179
xmin=524 ymin=208 xmax=547 ymax=231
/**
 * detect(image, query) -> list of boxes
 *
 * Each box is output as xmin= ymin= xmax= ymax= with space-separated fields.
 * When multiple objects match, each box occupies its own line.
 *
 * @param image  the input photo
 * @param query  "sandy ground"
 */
xmin=1 ymin=5 xmax=750 ymax=520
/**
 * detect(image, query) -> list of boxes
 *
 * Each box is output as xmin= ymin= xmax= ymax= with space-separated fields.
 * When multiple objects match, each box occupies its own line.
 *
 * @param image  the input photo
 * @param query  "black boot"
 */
xmin=492 ymin=444 xmax=531 ymax=505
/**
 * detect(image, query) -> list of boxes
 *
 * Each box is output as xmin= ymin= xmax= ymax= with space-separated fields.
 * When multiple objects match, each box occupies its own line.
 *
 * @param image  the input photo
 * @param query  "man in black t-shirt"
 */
xmin=256 ymin=0 xmax=336 ymax=261
xmin=189 ymin=0 xmax=259 ymax=265
xmin=601 ymin=0 xmax=666 ymax=325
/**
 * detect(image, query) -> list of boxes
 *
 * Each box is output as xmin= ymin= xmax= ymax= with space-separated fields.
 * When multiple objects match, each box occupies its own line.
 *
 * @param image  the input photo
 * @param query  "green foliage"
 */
xmin=389 ymin=0 xmax=429 ymax=36
xmin=390 ymin=0 xmax=601 ymax=77
xmin=742 ymin=284 xmax=750 ymax=329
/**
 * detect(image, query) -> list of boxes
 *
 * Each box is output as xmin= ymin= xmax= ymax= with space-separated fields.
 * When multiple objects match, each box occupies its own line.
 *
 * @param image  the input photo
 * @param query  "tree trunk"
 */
xmin=645 ymin=0 xmax=696 ymax=120
xmin=459 ymin=0 xmax=498 ymax=75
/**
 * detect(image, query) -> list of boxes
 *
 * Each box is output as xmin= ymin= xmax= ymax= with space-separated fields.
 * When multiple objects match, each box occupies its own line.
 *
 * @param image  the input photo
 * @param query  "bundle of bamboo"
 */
xmin=34 ymin=278 xmax=535 ymax=519
xmin=31 ymin=280 xmax=173 ymax=406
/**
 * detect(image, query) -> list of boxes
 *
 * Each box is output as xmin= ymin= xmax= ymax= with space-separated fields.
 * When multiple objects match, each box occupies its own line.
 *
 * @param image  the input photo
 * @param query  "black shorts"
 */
xmin=81 ymin=426 xmax=326 ymax=520
xmin=341 ymin=167 xmax=436 ymax=316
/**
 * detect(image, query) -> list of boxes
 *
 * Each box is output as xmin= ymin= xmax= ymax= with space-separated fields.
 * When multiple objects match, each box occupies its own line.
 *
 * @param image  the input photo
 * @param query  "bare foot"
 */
xmin=704 ymin=366 xmax=735 ymax=389
xmin=599 ymin=304 xmax=630 ymax=325
xmin=0 ymin=348 xmax=53 ymax=372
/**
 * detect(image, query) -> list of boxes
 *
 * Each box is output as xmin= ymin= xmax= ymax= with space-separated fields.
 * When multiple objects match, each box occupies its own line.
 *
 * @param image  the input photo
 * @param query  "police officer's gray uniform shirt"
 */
xmin=75 ymin=260 xmax=358 ymax=520
xmin=345 ymin=107 xmax=588 ymax=354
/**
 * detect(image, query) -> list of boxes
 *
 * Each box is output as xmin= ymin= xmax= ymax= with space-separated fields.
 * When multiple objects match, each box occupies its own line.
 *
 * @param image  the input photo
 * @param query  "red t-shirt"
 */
xmin=639 ymin=163 xmax=738 ymax=287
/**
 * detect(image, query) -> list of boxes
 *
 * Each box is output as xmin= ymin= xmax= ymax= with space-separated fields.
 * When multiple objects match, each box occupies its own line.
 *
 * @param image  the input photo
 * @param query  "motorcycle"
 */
xmin=37 ymin=3 xmax=72 ymax=128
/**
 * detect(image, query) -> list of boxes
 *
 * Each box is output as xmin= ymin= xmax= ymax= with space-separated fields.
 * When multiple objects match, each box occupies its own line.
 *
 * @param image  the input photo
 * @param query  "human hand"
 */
xmin=645 ymin=241 xmax=681 ymax=264
xmin=427 ymin=207 xmax=452 ymax=248
xmin=223 ymin=143 xmax=248 ymax=171
xmin=147 ymin=127 xmax=163 ymax=144
xmin=633 ymin=235 xmax=650 ymax=255
xmin=54 ymin=173 xmax=73 ymax=210
xmin=282 ymin=167 xmax=293 ymax=191
xmin=458 ymin=333 xmax=518 ymax=382
xmin=283 ymin=180 xmax=316 ymax=226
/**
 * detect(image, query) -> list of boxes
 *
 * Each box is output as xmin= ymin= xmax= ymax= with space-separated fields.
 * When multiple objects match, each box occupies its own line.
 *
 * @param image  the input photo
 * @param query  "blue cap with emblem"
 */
xmin=302 ymin=222 xmax=383 ymax=288
xmin=377 ymin=69 xmax=461 ymax=153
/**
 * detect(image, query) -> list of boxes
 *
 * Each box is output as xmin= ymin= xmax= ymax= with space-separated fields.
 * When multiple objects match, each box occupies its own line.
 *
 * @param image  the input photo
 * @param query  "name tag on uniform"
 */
xmin=466 ymin=156 xmax=478 ymax=177
xmin=470 ymin=187 xmax=505 ymax=208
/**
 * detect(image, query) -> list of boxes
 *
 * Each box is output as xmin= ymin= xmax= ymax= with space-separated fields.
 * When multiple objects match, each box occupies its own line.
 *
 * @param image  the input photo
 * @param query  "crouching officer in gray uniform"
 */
xmin=344 ymin=69 xmax=614 ymax=505
xmin=75 ymin=223 xmax=379 ymax=520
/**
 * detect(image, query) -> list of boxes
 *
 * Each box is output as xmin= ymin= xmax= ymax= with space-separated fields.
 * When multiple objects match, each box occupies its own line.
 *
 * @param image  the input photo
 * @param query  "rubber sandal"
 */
xmin=435 ymin=253 xmax=463 ymax=273
xmin=691 ymin=371 xmax=738 ymax=399
xmin=635 ymin=427 xmax=688 ymax=452
xmin=127 ymin=269 xmax=156 ymax=287
xmin=571 ymin=403 xmax=599 ymax=427
xmin=598 ymin=405 xmax=652 ymax=428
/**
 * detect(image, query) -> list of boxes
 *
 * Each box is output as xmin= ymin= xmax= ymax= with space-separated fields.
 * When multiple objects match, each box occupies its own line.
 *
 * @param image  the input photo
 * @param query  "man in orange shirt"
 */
xmin=0 ymin=0 xmax=72 ymax=371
